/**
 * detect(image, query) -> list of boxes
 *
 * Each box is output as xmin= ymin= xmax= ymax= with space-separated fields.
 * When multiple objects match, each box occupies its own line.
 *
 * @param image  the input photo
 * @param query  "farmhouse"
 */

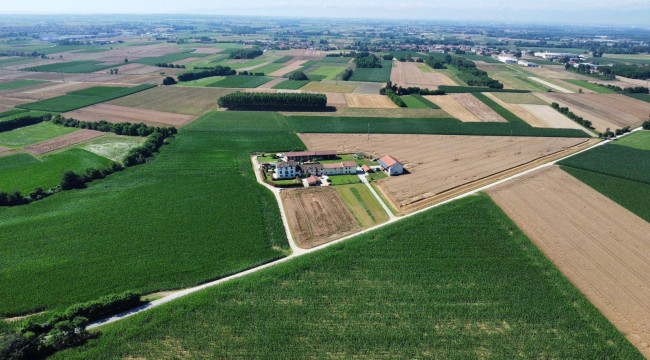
xmin=306 ymin=175 xmax=321 ymax=186
xmin=284 ymin=151 xmax=337 ymax=162
xmin=378 ymin=155 xmax=404 ymax=176
xmin=272 ymin=161 xmax=358 ymax=180
xmin=273 ymin=160 xmax=297 ymax=179
xmin=322 ymin=161 xmax=357 ymax=176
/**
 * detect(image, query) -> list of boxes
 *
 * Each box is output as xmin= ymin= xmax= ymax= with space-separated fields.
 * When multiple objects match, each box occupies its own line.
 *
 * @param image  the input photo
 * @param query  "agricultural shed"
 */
xmin=378 ymin=155 xmax=404 ymax=176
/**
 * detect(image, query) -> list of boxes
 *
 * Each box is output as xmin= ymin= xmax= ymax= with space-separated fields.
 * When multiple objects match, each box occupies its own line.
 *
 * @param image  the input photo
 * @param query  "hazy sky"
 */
xmin=2 ymin=0 xmax=649 ymax=25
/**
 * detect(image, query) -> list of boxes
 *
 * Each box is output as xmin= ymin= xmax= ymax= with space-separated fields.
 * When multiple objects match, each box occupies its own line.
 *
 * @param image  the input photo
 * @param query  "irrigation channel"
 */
xmin=87 ymin=127 xmax=642 ymax=330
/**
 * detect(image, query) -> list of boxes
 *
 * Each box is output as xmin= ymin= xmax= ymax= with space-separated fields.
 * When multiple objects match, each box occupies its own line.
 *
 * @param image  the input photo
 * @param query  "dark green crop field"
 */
xmin=286 ymin=115 xmax=590 ymax=137
xmin=0 ymin=79 xmax=48 ymax=91
xmin=18 ymin=84 xmax=156 ymax=112
xmin=558 ymin=131 xmax=650 ymax=220
xmin=24 ymin=60 xmax=118 ymax=73
xmin=0 ymin=149 xmax=113 ymax=194
xmin=53 ymin=194 xmax=642 ymax=359
xmin=0 ymin=111 xmax=304 ymax=316
xmin=133 ymin=50 xmax=209 ymax=66
xmin=208 ymin=75 xmax=275 ymax=88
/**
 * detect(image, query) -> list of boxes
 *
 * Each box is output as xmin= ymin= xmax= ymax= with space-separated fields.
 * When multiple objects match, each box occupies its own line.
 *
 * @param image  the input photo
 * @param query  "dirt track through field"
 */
xmin=64 ymin=104 xmax=196 ymax=127
xmin=281 ymin=187 xmax=361 ymax=249
xmin=529 ymin=77 xmax=572 ymax=93
xmin=24 ymin=129 xmax=104 ymax=155
xmin=299 ymin=133 xmax=594 ymax=214
xmin=534 ymin=92 xmax=650 ymax=132
xmin=450 ymin=93 xmax=506 ymax=122
xmin=425 ymin=95 xmax=481 ymax=122
xmin=390 ymin=61 xmax=456 ymax=89
xmin=487 ymin=166 xmax=650 ymax=358
xmin=0 ymin=145 xmax=17 ymax=157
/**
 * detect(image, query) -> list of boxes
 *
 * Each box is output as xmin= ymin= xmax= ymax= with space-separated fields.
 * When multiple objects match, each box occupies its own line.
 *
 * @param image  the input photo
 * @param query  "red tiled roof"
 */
xmin=379 ymin=155 xmax=401 ymax=167
xmin=306 ymin=175 xmax=320 ymax=184
xmin=322 ymin=163 xmax=341 ymax=169
xmin=341 ymin=161 xmax=357 ymax=167
xmin=276 ymin=160 xmax=296 ymax=168
xmin=361 ymin=165 xmax=371 ymax=171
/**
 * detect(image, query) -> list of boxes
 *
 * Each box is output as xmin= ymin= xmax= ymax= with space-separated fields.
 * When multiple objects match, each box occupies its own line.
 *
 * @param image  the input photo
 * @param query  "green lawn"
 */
xmin=0 ymin=79 xmax=48 ymax=91
xmin=328 ymin=174 xmax=361 ymax=185
xmin=349 ymin=60 xmax=393 ymax=82
xmin=307 ymin=65 xmax=347 ymax=80
xmin=271 ymin=79 xmax=309 ymax=90
xmin=367 ymin=170 xmax=387 ymax=181
xmin=561 ymin=79 xmax=617 ymax=94
xmin=208 ymin=75 xmax=275 ymax=88
xmin=18 ymin=84 xmax=156 ymax=112
xmin=52 ymin=194 xmax=642 ymax=359
xmin=0 ymin=111 xmax=304 ymax=316
xmin=0 ymin=148 xmax=113 ymax=194
xmin=400 ymin=95 xmax=429 ymax=109
xmin=24 ymin=60 xmax=118 ymax=74
xmin=0 ymin=122 xmax=78 ymax=148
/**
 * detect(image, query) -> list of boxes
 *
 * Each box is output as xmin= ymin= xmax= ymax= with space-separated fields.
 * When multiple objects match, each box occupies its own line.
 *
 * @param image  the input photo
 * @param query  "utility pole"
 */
xmin=367 ymin=123 xmax=369 ymax=141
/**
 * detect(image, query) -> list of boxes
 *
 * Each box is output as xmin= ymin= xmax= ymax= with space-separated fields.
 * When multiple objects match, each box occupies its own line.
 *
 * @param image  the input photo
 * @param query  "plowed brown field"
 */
xmin=535 ymin=93 xmax=650 ymax=132
xmin=299 ymin=133 xmax=595 ymax=214
xmin=24 ymin=129 xmax=104 ymax=155
xmin=487 ymin=166 xmax=650 ymax=358
xmin=281 ymin=187 xmax=361 ymax=249
xmin=390 ymin=61 xmax=456 ymax=89
xmin=64 ymin=104 xmax=196 ymax=127
xmin=450 ymin=93 xmax=506 ymax=122
xmin=425 ymin=95 xmax=481 ymax=122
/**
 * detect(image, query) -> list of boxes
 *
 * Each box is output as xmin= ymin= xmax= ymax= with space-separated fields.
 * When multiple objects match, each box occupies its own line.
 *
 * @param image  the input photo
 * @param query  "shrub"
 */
xmin=354 ymin=53 xmax=382 ymax=68
xmin=229 ymin=49 xmax=263 ymax=59
xmin=218 ymin=92 xmax=327 ymax=110
xmin=177 ymin=65 xmax=235 ymax=82
xmin=643 ymin=121 xmax=650 ymax=130
xmin=0 ymin=113 xmax=51 ymax=133
xmin=341 ymin=68 xmax=353 ymax=81
xmin=385 ymin=88 xmax=405 ymax=107
xmin=288 ymin=71 xmax=308 ymax=81
xmin=162 ymin=76 xmax=177 ymax=85
xmin=60 ymin=171 xmax=84 ymax=190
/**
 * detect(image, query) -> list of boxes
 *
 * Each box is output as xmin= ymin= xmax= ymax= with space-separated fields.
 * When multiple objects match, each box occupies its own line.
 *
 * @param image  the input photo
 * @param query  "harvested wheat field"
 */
xmin=268 ymin=60 xmax=308 ymax=77
xmin=535 ymin=93 xmax=650 ymax=132
xmin=24 ymin=129 xmax=104 ymax=155
xmin=491 ymin=92 xmax=548 ymax=104
xmin=390 ymin=61 xmax=456 ymax=89
xmin=324 ymin=92 xmax=347 ymax=106
xmin=344 ymin=94 xmax=397 ymax=109
xmin=64 ymin=104 xmax=196 ymax=127
xmin=529 ymin=77 xmax=573 ymax=93
xmin=449 ymin=93 xmax=506 ymax=122
xmin=521 ymin=104 xmax=590 ymax=130
xmin=109 ymin=86 xmax=233 ymax=115
xmin=113 ymin=63 xmax=162 ymax=75
xmin=281 ymin=187 xmax=361 ymax=249
xmin=487 ymin=166 xmax=650 ymax=358
xmin=299 ymin=133 xmax=595 ymax=214
xmin=425 ymin=95 xmax=481 ymax=122
xmin=255 ymin=77 xmax=286 ymax=89
xmin=301 ymin=81 xmax=357 ymax=93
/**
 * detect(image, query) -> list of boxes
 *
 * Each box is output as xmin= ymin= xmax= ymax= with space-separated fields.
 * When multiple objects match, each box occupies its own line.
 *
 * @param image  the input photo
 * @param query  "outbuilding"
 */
xmin=377 ymin=155 xmax=404 ymax=176
xmin=306 ymin=175 xmax=321 ymax=186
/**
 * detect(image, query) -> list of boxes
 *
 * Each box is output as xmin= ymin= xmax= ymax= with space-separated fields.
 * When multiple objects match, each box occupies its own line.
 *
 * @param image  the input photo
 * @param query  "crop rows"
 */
xmin=18 ymin=84 xmax=156 ymax=112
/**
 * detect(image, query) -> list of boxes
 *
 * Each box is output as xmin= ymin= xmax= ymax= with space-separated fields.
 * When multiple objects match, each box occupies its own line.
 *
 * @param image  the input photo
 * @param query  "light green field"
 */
xmin=561 ymin=79 xmax=617 ymax=94
xmin=335 ymin=183 xmax=389 ymax=228
xmin=78 ymin=134 xmax=146 ymax=162
xmin=251 ymin=63 xmax=284 ymax=75
xmin=401 ymin=95 xmax=429 ymax=109
xmin=0 ymin=148 xmax=113 ymax=194
xmin=307 ymin=65 xmax=347 ymax=80
xmin=301 ymin=81 xmax=358 ymax=93
xmin=0 ymin=122 xmax=78 ymax=148
xmin=0 ymin=80 xmax=48 ymax=91
xmin=489 ymin=67 xmax=550 ymax=92
xmin=175 ymin=76 xmax=226 ymax=87
xmin=613 ymin=131 xmax=650 ymax=150
xmin=492 ymin=92 xmax=548 ymax=104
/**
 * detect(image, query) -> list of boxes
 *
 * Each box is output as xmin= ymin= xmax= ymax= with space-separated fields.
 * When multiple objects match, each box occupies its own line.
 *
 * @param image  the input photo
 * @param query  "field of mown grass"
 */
xmin=0 ymin=148 xmax=113 ymax=194
xmin=349 ymin=60 xmax=393 ymax=82
xmin=0 ymin=79 xmax=48 ymax=91
xmin=208 ymin=75 xmax=275 ymax=88
xmin=251 ymin=63 xmax=284 ymax=75
xmin=0 ymin=111 xmax=304 ymax=316
xmin=18 ymin=84 xmax=156 ymax=112
xmin=335 ymin=183 xmax=388 ymax=228
xmin=558 ymin=131 xmax=650 ymax=220
xmin=0 ymin=122 xmax=78 ymax=148
xmin=401 ymin=94 xmax=439 ymax=109
xmin=52 ymin=194 xmax=643 ymax=359
xmin=175 ymin=76 xmax=226 ymax=87
xmin=24 ymin=60 xmax=118 ymax=73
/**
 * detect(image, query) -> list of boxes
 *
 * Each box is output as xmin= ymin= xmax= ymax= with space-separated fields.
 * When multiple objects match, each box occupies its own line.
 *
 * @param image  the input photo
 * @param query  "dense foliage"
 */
xmin=287 ymin=71 xmax=308 ymax=81
xmin=353 ymin=52 xmax=382 ymax=68
xmin=427 ymin=54 xmax=503 ymax=88
xmin=610 ymin=63 xmax=650 ymax=80
xmin=550 ymin=102 xmax=593 ymax=130
xmin=218 ymin=92 xmax=327 ymax=110
xmin=228 ymin=49 xmax=263 ymax=59
xmin=162 ymin=76 xmax=177 ymax=85
xmin=177 ymin=65 xmax=236 ymax=82
xmin=341 ymin=68 xmax=353 ymax=81
xmin=385 ymin=88 xmax=405 ymax=107
xmin=0 ymin=113 xmax=51 ymax=132
xmin=473 ymin=93 xmax=529 ymax=126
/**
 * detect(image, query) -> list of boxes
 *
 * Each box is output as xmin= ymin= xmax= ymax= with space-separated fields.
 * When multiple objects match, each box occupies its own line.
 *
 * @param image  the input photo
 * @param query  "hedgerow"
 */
xmin=229 ymin=49 xmax=263 ymax=59
xmin=177 ymin=65 xmax=235 ymax=82
xmin=218 ymin=92 xmax=327 ymax=110
xmin=0 ymin=113 xmax=52 ymax=133
xmin=385 ymin=88 xmax=405 ymax=107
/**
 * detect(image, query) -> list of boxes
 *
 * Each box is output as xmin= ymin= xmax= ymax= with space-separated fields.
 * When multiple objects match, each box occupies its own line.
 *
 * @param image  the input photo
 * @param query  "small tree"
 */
xmin=288 ymin=71 xmax=308 ymax=81
xmin=60 ymin=171 xmax=84 ymax=190
xmin=162 ymin=76 xmax=177 ymax=86
xmin=124 ymin=58 xmax=128 ymax=63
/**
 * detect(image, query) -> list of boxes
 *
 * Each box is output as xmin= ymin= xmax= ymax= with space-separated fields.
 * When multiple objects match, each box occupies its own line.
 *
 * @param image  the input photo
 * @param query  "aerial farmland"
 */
xmin=0 ymin=10 xmax=649 ymax=360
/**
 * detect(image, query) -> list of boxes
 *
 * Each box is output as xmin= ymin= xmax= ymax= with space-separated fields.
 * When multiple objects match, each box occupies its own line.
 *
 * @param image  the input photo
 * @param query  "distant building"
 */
xmin=517 ymin=60 xmax=539 ymax=67
xmin=497 ymin=56 xmax=517 ymax=64
xmin=534 ymin=52 xmax=582 ymax=60
xmin=378 ymin=155 xmax=404 ymax=176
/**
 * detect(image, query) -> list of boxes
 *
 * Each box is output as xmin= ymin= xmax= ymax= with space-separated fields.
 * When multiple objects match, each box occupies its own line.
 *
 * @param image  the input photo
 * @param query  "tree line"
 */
xmin=155 ymin=63 xmax=186 ymax=69
xmin=385 ymin=88 xmax=405 ymax=107
xmin=176 ymin=65 xmax=236 ymax=82
xmin=218 ymin=92 xmax=327 ymax=110
xmin=381 ymin=82 xmax=445 ymax=96
xmin=426 ymin=54 xmax=503 ymax=89
xmin=0 ymin=113 xmax=51 ymax=133
xmin=229 ymin=48 xmax=263 ymax=59
xmin=0 ymin=292 xmax=144 ymax=359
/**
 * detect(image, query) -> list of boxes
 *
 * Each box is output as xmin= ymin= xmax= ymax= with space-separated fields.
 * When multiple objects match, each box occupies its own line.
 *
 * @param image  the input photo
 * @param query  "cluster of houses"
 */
xmin=262 ymin=151 xmax=404 ymax=184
